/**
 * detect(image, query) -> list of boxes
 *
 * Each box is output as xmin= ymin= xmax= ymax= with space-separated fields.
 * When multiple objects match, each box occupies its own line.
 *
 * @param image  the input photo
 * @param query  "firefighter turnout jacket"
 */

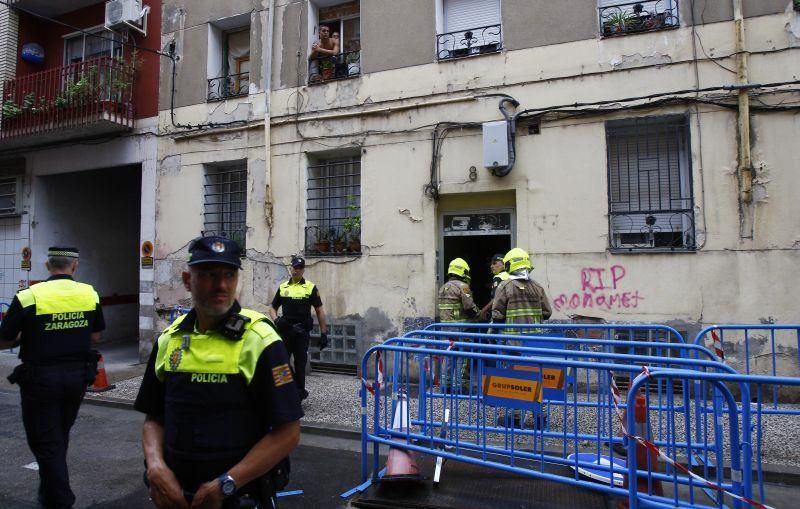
xmin=492 ymin=276 xmax=552 ymax=334
xmin=437 ymin=278 xmax=479 ymax=322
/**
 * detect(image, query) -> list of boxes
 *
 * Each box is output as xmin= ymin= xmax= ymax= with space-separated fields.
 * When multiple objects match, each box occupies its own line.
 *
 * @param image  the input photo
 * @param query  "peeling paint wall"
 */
xmin=156 ymin=4 xmax=800 ymax=374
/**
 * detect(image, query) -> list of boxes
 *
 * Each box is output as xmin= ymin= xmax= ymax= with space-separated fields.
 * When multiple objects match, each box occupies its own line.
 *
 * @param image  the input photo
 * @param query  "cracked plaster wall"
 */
xmin=155 ymin=8 xmax=799 ymax=368
xmin=264 ymin=13 xmax=800 ymax=347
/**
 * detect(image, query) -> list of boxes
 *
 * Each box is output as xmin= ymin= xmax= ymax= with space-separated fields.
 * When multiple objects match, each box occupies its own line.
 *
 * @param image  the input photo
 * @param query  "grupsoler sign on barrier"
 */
xmin=481 ymin=368 xmax=542 ymax=410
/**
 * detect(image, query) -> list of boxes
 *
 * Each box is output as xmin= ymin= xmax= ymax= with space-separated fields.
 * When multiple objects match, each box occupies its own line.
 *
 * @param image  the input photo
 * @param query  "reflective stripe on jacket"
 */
xmin=437 ymin=279 xmax=478 ymax=322
xmin=492 ymin=278 xmax=551 ymax=335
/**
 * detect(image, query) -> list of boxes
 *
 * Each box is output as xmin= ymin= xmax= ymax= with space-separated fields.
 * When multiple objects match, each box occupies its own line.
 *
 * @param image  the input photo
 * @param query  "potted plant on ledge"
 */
xmin=313 ymin=227 xmax=331 ymax=254
xmin=342 ymin=195 xmax=361 ymax=253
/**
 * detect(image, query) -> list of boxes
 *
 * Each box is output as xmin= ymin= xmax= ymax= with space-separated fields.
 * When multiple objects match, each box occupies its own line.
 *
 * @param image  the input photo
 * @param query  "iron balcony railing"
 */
xmin=308 ymin=50 xmax=361 ymax=84
xmin=304 ymin=225 xmax=361 ymax=256
xmin=0 ymin=56 xmax=134 ymax=140
xmin=436 ymin=23 xmax=502 ymax=61
xmin=599 ymin=0 xmax=680 ymax=37
xmin=207 ymin=72 xmax=250 ymax=101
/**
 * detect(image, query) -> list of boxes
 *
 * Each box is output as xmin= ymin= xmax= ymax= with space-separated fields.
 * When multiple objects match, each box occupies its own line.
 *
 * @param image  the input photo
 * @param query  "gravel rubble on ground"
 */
xmin=86 ymin=371 xmax=800 ymax=468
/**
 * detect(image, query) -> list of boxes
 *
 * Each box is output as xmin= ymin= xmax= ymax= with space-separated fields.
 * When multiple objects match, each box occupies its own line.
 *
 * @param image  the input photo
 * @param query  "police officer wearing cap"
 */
xmin=269 ymin=256 xmax=328 ymax=401
xmin=0 ymin=246 xmax=105 ymax=508
xmin=134 ymin=236 xmax=302 ymax=509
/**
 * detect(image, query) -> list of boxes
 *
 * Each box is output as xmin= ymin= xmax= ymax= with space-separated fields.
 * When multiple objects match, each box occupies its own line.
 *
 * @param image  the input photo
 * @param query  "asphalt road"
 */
xmin=0 ymin=389 xmax=364 ymax=508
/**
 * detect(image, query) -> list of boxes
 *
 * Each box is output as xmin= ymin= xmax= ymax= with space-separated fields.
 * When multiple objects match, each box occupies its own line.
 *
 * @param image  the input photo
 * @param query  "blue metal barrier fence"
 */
xmin=357 ymin=329 xmax=797 ymax=508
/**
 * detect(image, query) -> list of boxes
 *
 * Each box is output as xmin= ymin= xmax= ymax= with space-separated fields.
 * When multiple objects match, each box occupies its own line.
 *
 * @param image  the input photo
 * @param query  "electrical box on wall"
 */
xmin=483 ymin=121 xmax=509 ymax=169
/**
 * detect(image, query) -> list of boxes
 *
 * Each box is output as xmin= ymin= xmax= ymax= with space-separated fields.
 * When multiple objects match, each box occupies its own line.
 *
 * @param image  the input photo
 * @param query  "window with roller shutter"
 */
xmin=437 ymin=0 xmax=502 ymax=61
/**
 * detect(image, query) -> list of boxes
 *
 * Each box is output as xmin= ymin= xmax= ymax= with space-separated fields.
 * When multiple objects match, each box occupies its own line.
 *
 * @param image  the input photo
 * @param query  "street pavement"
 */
xmin=0 ymin=389 xmax=364 ymax=508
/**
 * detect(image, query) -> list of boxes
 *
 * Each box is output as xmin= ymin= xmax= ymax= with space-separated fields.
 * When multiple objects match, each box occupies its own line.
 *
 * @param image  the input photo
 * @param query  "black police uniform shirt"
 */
xmin=0 ymin=274 xmax=105 ymax=364
xmin=134 ymin=302 xmax=303 ymax=480
xmin=271 ymin=278 xmax=322 ymax=327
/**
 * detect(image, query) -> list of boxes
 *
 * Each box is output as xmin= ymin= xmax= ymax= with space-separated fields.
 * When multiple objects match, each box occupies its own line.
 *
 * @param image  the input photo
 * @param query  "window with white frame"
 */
xmin=436 ymin=0 xmax=502 ymax=61
xmin=203 ymin=163 xmax=247 ymax=249
xmin=207 ymin=17 xmax=251 ymax=101
xmin=308 ymin=1 xmax=361 ymax=83
xmin=64 ymin=27 xmax=121 ymax=64
xmin=606 ymin=116 xmax=695 ymax=251
xmin=305 ymin=157 xmax=361 ymax=256
xmin=599 ymin=0 xmax=680 ymax=37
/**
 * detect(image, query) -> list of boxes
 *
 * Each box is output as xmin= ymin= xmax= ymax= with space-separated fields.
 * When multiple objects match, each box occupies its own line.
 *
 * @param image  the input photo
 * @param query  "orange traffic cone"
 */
xmin=382 ymin=394 xmax=422 ymax=483
xmin=618 ymin=392 xmax=663 ymax=508
xmin=87 ymin=354 xmax=116 ymax=392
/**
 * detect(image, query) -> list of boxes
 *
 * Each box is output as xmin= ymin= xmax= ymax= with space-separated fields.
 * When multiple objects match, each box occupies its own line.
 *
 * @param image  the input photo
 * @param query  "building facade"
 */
xmin=154 ymin=1 xmax=800 ymax=373
xmin=0 ymin=0 xmax=162 ymax=353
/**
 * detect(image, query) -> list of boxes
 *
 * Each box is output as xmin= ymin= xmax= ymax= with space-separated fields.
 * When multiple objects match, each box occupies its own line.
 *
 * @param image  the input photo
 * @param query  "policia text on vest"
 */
xmin=0 ymin=246 xmax=105 ymax=509
xmin=135 ymin=236 xmax=302 ymax=508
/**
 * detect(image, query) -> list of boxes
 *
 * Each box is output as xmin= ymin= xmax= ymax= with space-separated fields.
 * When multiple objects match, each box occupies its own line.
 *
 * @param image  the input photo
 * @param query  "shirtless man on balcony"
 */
xmin=310 ymin=25 xmax=340 ymax=59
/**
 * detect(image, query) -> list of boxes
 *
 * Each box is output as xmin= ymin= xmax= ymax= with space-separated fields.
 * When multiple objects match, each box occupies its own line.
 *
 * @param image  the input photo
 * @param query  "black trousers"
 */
xmin=283 ymin=330 xmax=309 ymax=395
xmin=19 ymin=364 xmax=88 ymax=509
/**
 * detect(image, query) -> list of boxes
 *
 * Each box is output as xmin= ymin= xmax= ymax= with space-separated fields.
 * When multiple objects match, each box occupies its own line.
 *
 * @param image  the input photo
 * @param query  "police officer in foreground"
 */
xmin=134 ymin=237 xmax=302 ymax=509
xmin=0 ymin=246 xmax=105 ymax=509
xmin=269 ymin=256 xmax=328 ymax=401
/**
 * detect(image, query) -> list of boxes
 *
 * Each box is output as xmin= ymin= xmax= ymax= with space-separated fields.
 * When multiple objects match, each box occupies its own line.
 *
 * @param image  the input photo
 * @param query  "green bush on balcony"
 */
xmin=1 ymin=99 xmax=22 ymax=119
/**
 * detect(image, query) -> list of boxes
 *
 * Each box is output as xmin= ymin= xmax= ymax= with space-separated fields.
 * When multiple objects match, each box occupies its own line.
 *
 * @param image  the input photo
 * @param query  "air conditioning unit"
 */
xmin=105 ymin=0 xmax=143 ymax=28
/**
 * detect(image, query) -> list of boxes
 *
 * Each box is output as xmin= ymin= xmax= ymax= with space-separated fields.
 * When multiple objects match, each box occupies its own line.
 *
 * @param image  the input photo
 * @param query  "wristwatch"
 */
xmin=218 ymin=472 xmax=236 ymax=498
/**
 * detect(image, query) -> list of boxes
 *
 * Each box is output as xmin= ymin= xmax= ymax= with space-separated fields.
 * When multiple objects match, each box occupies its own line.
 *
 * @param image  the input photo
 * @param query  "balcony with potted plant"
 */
xmin=600 ymin=1 xmax=679 ymax=38
xmin=0 ymin=55 xmax=136 ymax=149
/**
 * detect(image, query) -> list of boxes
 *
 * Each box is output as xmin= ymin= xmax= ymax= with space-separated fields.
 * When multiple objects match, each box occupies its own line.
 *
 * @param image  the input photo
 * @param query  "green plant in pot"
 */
xmin=342 ymin=195 xmax=361 ymax=252
xmin=605 ymin=10 xmax=634 ymax=34
xmin=313 ymin=226 xmax=331 ymax=254
xmin=2 ymin=99 xmax=22 ymax=120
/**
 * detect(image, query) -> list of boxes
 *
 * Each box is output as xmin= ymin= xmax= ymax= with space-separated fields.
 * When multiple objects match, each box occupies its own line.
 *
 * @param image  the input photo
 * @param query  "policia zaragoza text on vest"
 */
xmin=0 ymin=246 xmax=105 ymax=509
xmin=134 ymin=237 xmax=302 ymax=509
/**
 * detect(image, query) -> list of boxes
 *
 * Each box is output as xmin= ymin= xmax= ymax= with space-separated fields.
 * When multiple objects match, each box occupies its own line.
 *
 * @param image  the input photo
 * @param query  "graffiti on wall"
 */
xmin=553 ymin=265 xmax=644 ymax=312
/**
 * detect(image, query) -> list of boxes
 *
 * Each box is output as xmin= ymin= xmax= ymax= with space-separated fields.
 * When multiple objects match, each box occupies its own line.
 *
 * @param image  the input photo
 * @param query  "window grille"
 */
xmin=606 ymin=116 xmax=695 ymax=251
xmin=306 ymin=158 xmax=361 ymax=255
xmin=0 ymin=176 xmax=20 ymax=216
xmin=204 ymin=165 xmax=246 ymax=248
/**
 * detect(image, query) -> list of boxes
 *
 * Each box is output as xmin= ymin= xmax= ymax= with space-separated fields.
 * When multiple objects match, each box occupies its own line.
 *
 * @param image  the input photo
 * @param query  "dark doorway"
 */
xmin=442 ymin=234 xmax=511 ymax=312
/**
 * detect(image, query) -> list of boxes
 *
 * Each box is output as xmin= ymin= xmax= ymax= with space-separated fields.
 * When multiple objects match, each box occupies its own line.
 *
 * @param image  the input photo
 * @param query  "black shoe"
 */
xmin=300 ymin=389 xmax=309 ymax=401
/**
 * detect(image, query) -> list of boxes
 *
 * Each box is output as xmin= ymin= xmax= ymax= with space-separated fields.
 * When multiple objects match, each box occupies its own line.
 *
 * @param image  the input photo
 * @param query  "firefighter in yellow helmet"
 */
xmin=437 ymin=258 xmax=479 ymax=323
xmin=492 ymin=247 xmax=552 ymax=428
xmin=437 ymin=258 xmax=479 ymax=392
xmin=492 ymin=248 xmax=552 ymax=337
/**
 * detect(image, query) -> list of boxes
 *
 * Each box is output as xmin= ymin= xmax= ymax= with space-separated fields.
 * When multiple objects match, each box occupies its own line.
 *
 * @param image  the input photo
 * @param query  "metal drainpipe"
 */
xmin=733 ymin=0 xmax=753 ymax=204
xmin=264 ymin=0 xmax=276 ymax=230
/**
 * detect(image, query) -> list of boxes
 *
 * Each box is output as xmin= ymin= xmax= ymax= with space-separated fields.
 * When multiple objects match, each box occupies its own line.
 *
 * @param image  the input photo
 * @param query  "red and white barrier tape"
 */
xmin=710 ymin=328 xmax=726 ymax=363
xmin=609 ymin=369 xmax=773 ymax=509
xmin=362 ymin=351 xmax=383 ymax=395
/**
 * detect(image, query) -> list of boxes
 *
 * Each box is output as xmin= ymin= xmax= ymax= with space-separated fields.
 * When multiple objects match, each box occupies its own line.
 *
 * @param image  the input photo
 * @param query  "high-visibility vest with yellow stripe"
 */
xmin=16 ymin=277 xmax=100 ymax=363
xmin=152 ymin=308 xmax=286 ymax=462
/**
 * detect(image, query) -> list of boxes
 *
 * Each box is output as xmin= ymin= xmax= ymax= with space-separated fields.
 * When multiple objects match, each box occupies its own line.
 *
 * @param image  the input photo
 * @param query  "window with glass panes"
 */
xmin=64 ymin=27 xmax=121 ymax=64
